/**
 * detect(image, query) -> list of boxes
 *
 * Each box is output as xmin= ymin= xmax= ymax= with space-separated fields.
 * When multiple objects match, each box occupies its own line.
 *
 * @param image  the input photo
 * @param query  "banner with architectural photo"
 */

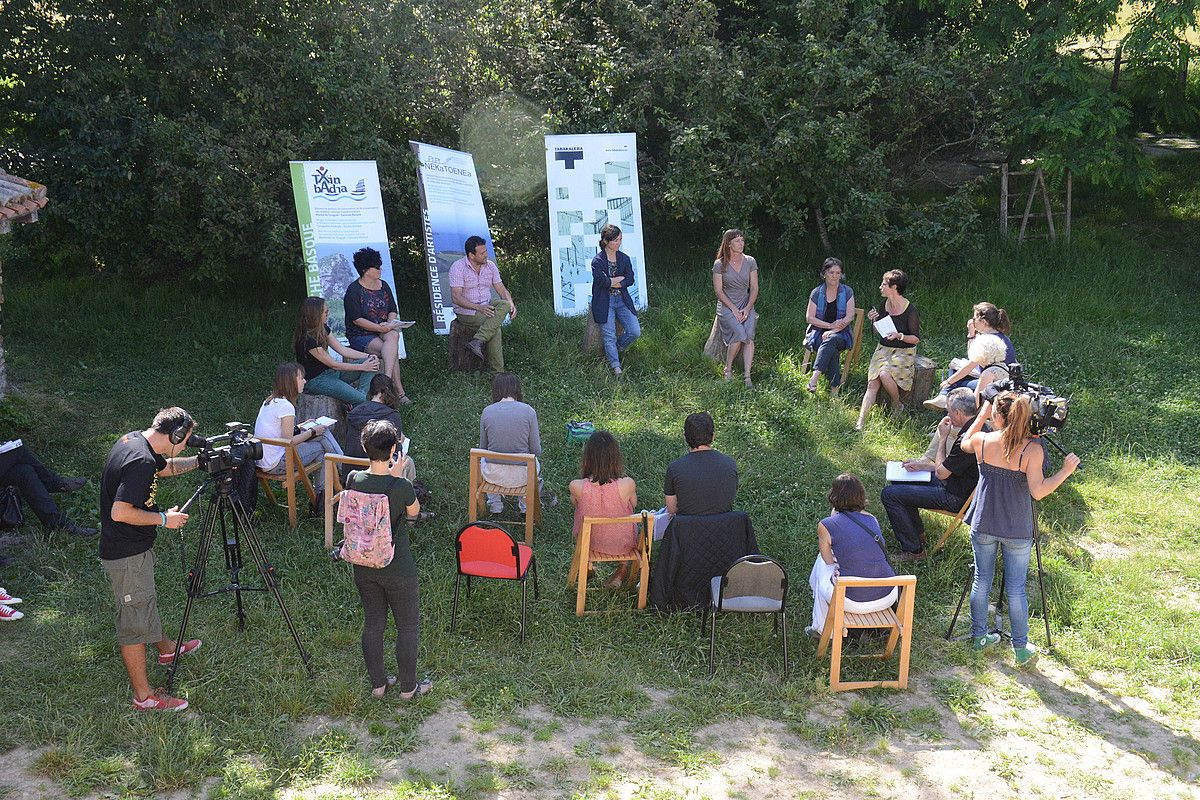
xmin=411 ymin=141 xmax=495 ymax=335
xmin=544 ymin=133 xmax=647 ymax=317
xmin=288 ymin=159 xmax=405 ymax=356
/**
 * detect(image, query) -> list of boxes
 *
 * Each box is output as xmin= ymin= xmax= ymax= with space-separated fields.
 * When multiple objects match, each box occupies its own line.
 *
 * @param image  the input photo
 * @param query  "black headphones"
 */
xmin=167 ymin=410 xmax=195 ymax=445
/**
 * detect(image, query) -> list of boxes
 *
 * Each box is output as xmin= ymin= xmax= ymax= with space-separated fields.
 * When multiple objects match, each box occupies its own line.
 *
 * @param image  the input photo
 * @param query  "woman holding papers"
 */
xmin=253 ymin=362 xmax=345 ymax=515
xmin=855 ymin=270 xmax=921 ymax=430
xmin=960 ymin=391 xmax=1080 ymax=667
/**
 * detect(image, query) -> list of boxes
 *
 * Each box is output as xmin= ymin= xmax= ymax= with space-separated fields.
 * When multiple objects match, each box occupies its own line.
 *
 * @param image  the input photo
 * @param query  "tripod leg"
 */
xmin=167 ymin=494 xmax=219 ymax=693
xmin=946 ymin=564 xmax=975 ymax=640
xmin=229 ymin=495 xmax=313 ymax=677
xmin=1035 ymin=537 xmax=1052 ymax=649
xmin=219 ymin=508 xmax=247 ymax=632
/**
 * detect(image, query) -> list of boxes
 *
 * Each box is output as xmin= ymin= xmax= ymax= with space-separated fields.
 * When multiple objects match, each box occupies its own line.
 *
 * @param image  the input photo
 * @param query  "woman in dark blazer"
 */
xmin=590 ymin=224 xmax=641 ymax=375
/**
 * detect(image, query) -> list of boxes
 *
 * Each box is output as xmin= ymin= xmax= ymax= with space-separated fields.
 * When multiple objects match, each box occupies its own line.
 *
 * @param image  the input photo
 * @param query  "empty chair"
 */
xmin=451 ymin=522 xmax=539 ymax=642
xmin=702 ymin=555 xmax=789 ymax=677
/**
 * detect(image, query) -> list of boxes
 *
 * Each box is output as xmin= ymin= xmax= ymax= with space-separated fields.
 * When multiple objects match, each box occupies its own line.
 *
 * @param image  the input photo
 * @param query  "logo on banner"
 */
xmin=312 ymin=166 xmax=367 ymax=202
xmin=554 ymin=147 xmax=585 ymax=169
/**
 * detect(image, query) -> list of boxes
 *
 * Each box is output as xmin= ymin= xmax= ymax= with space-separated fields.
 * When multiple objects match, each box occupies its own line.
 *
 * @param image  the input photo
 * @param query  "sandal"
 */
xmin=399 ymin=677 xmax=433 ymax=700
xmin=397 ymin=394 xmax=414 ymax=406
xmin=371 ymin=675 xmax=398 ymax=698
xmin=723 ymin=367 xmax=733 ymax=382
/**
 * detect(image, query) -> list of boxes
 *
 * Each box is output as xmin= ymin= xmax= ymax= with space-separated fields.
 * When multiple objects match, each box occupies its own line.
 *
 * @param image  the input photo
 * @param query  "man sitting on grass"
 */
xmin=664 ymin=412 xmax=738 ymax=516
xmin=881 ymin=388 xmax=979 ymax=561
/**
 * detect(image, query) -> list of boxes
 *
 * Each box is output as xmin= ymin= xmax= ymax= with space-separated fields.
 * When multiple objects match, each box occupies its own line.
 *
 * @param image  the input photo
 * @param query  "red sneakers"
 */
xmin=0 ymin=604 xmax=23 ymax=621
xmin=157 ymin=639 xmax=202 ymax=665
xmin=0 ymin=587 xmax=23 ymax=605
xmin=133 ymin=689 xmax=189 ymax=712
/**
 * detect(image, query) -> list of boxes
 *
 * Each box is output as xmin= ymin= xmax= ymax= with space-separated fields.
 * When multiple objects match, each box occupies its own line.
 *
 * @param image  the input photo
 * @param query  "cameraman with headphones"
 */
xmin=99 ymin=407 xmax=203 ymax=712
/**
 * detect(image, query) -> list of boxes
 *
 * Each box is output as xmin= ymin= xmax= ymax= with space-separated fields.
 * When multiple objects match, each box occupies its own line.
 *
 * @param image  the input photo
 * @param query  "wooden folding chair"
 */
xmin=255 ymin=437 xmax=320 ymax=529
xmin=468 ymin=448 xmax=540 ymax=545
xmin=927 ymin=489 xmax=976 ymax=555
xmin=322 ymin=454 xmax=369 ymax=548
xmin=800 ymin=308 xmax=865 ymax=397
xmin=567 ymin=511 xmax=654 ymax=615
xmin=816 ymin=575 xmax=917 ymax=692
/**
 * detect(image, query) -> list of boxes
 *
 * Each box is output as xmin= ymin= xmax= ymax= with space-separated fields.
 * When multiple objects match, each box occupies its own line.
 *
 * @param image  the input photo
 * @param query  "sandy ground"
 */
xmin=4 ymin=651 xmax=1197 ymax=800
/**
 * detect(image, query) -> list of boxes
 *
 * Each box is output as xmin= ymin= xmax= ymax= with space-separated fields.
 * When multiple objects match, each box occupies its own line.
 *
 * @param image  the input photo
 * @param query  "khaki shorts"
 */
xmin=102 ymin=550 xmax=163 ymax=646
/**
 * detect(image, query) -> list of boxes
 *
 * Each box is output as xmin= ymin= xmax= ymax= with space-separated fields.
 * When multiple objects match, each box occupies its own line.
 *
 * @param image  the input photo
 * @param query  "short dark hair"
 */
xmin=580 ymin=430 xmax=624 ymax=485
xmin=151 ymin=407 xmax=193 ymax=437
xmin=599 ymin=224 xmax=622 ymax=246
xmin=683 ymin=412 xmax=714 ymax=448
xmin=828 ymin=473 xmax=867 ymax=513
xmin=821 ymin=257 xmax=844 ymax=277
xmin=490 ymin=372 xmax=523 ymax=403
xmin=361 ymin=419 xmax=399 ymax=462
xmin=352 ymin=247 xmax=383 ymax=277
xmin=464 ymin=235 xmax=487 ymax=256
xmin=882 ymin=269 xmax=909 ymax=295
xmin=367 ymin=373 xmax=400 ymax=407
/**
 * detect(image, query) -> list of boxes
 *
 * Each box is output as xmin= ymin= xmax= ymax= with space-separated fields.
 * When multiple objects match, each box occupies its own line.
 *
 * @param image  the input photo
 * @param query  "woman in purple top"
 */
xmin=807 ymin=473 xmax=898 ymax=636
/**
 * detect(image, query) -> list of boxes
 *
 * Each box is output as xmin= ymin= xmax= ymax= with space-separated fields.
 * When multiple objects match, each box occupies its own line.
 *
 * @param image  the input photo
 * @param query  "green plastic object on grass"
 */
xmin=566 ymin=421 xmax=595 ymax=444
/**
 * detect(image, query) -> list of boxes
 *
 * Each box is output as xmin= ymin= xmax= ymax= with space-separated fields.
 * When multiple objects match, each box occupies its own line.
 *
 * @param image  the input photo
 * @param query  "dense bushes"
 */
xmin=1 ymin=0 xmax=1195 ymax=286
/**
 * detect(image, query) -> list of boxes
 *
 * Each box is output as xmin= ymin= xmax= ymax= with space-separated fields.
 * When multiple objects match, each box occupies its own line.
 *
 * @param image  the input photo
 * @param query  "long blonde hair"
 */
xmin=993 ymin=391 xmax=1032 ymax=460
xmin=715 ymin=228 xmax=744 ymax=274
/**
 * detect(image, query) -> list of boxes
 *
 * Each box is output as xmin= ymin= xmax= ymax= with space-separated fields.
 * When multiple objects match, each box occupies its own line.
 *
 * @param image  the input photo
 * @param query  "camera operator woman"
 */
xmin=960 ymin=391 xmax=1080 ymax=667
xmin=292 ymin=296 xmax=380 ymax=406
xmin=254 ymin=362 xmax=345 ymax=514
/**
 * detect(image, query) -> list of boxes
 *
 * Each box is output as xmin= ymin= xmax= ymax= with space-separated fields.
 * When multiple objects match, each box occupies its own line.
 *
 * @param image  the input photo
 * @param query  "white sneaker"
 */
xmin=923 ymin=394 xmax=948 ymax=412
xmin=0 ymin=588 xmax=22 ymax=605
xmin=0 ymin=604 xmax=23 ymax=621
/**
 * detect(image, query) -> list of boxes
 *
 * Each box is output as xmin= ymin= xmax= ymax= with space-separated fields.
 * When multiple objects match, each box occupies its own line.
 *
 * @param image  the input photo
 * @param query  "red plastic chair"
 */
xmin=451 ymin=522 xmax=539 ymax=642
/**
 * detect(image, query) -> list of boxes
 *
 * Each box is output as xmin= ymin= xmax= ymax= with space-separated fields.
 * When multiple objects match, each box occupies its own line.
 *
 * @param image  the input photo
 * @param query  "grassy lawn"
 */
xmin=0 ymin=155 xmax=1197 ymax=798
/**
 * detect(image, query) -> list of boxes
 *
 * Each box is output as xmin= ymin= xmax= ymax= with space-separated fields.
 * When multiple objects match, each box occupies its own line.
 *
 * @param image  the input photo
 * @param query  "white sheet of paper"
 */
xmin=299 ymin=417 xmax=337 ymax=430
xmin=873 ymin=314 xmax=897 ymax=339
xmin=886 ymin=461 xmax=931 ymax=482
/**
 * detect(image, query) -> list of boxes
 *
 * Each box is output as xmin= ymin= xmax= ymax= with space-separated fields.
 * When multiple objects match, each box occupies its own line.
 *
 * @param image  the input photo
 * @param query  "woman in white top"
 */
xmin=254 ymin=362 xmax=344 ymax=513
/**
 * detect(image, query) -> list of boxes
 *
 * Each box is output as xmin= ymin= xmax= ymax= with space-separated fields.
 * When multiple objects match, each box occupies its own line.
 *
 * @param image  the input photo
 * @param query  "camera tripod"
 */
xmin=945 ymin=512 xmax=1053 ymax=649
xmin=166 ymin=468 xmax=314 ymax=692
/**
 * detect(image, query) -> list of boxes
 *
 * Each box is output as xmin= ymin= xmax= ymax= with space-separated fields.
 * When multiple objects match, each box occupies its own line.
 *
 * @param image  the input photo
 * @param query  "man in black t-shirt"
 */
xmin=663 ymin=412 xmax=738 ymax=516
xmin=99 ymin=407 xmax=201 ymax=712
xmin=881 ymin=388 xmax=980 ymax=560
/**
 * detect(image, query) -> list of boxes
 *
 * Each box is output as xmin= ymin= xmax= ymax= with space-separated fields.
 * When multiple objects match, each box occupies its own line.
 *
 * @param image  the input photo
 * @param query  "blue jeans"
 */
xmin=880 ymin=478 xmax=966 ymax=553
xmin=808 ymin=329 xmax=853 ymax=386
xmin=939 ymin=377 xmax=978 ymax=397
xmin=970 ymin=531 xmax=1033 ymax=648
xmin=304 ymin=365 xmax=371 ymax=406
xmin=602 ymin=300 xmax=641 ymax=369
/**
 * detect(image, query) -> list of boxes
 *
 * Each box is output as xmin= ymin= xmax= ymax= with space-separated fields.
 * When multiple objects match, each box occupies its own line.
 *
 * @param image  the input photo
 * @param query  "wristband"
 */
xmin=159 ymin=512 xmax=168 ymax=527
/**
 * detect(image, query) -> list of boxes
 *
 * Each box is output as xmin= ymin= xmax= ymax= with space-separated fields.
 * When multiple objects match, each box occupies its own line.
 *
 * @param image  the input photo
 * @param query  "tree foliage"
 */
xmin=1 ymin=0 xmax=1196 ymax=284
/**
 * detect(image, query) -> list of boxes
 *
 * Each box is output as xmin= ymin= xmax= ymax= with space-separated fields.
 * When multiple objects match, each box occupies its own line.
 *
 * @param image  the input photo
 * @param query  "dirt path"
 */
xmin=5 ymin=654 xmax=1196 ymax=799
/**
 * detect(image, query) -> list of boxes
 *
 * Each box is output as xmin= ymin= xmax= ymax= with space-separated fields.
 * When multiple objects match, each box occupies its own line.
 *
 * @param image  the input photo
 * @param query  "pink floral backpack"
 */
xmin=337 ymin=479 xmax=397 ymax=568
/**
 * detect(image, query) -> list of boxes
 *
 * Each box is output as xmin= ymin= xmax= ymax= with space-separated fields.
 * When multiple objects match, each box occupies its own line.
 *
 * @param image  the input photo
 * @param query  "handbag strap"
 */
xmin=841 ymin=511 xmax=889 ymax=559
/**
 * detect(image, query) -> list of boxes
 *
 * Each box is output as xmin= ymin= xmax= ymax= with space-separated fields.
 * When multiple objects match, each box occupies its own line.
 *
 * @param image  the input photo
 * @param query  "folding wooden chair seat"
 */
xmin=800 ymin=308 xmax=865 ymax=397
xmin=567 ymin=511 xmax=654 ymax=615
xmin=468 ymin=448 xmax=540 ymax=545
xmin=255 ymin=437 xmax=320 ymax=528
xmin=927 ymin=489 xmax=976 ymax=555
xmin=816 ymin=575 xmax=916 ymax=691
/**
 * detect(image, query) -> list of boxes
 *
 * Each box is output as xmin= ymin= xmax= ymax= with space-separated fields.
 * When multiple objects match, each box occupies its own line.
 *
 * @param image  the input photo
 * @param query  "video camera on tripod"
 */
xmin=981 ymin=362 xmax=1069 ymax=436
xmin=185 ymin=422 xmax=264 ymax=476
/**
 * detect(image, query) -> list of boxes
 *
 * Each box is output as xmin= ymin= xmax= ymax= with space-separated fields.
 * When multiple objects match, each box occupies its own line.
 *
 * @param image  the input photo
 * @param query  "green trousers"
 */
xmin=456 ymin=299 xmax=510 ymax=372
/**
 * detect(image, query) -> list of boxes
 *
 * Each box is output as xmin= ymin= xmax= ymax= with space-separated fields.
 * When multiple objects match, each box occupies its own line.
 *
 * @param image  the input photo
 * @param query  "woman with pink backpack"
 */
xmin=342 ymin=419 xmax=430 ymax=699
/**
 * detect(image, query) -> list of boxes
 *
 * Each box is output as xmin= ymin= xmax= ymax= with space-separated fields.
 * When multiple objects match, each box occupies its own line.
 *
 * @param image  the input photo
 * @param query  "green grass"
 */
xmin=0 ymin=153 xmax=1198 ymax=796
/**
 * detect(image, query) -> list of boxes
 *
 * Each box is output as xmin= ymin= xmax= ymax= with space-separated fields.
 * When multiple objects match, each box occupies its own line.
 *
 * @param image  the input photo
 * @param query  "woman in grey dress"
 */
xmin=712 ymin=229 xmax=760 ymax=387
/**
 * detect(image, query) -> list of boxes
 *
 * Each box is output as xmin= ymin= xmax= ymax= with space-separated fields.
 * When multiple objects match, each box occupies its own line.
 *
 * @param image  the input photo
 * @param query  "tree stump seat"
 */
xmin=449 ymin=318 xmax=485 ymax=373
xmin=872 ymin=355 xmax=937 ymax=412
xmin=295 ymin=392 xmax=350 ymax=451
xmin=580 ymin=304 xmax=623 ymax=357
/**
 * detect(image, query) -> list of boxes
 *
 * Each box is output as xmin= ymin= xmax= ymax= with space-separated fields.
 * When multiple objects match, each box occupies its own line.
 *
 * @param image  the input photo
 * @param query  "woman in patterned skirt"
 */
xmin=855 ymin=270 xmax=921 ymax=431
